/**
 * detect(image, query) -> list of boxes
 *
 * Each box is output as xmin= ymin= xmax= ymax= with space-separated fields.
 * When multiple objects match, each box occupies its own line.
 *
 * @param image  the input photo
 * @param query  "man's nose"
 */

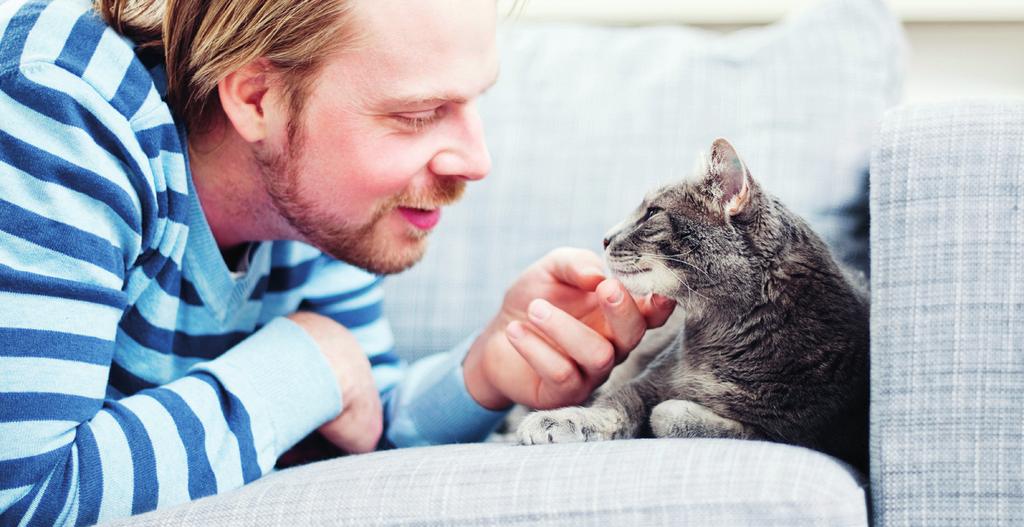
xmin=430 ymin=102 xmax=491 ymax=181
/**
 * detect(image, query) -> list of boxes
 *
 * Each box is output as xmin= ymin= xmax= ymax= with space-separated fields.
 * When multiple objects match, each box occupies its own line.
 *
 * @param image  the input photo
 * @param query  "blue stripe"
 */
xmin=104 ymin=401 xmax=158 ymax=514
xmin=108 ymin=59 xmax=151 ymax=119
xmin=301 ymin=277 xmax=383 ymax=309
xmin=180 ymin=277 xmax=203 ymax=306
xmin=119 ymin=307 xmax=249 ymax=359
xmin=136 ymin=124 xmax=182 ymax=157
xmin=0 ymin=61 xmax=159 ymax=252
xmin=327 ymin=302 xmax=383 ymax=329
xmin=0 ymin=199 xmax=125 ymax=277
xmin=0 ymin=1 xmax=45 ymax=69
xmin=247 ymin=275 xmax=270 ymax=302
xmin=145 ymin=389 xmax=217 ymax=500
xmin=31 ymin=447 xmax=73 ymax=527
xmin=107 ymin=360 xmax=156 ymax=396
xmin=0 ymin=128 xmax=141 ymax=233
xmin=0 ymin=487 xmax=35 ymax=526
xmin=194 ymin=373 xmax=261 ymax=484
xmin=267 ymin=258 xmax=319 ymax=293
xmin=142 ymin=59 xmax=167 ymax=98
xmin=159 ymin=189 xmax=190 ymax=224
xmin=0 ymin=327 xmax=112 ymax=364
xmin=0 ymin=393 xmax=100 ymax=422
xmin=138 ymin=251 xmax=180 ymax=299
xmin=136 ymin=251 xmax=203 ymax=307
xmin=53 ymin=9 xmax=107 ymax=77
xmin=369 ymin=350 xmax=401 ymax=367
xmin=0 ymin=446 xmax=66 ymax=490
xmin=74 ymin=424 xmax=102 ymax=527
xmin=0 ymin=263 xmax=126 ymax=309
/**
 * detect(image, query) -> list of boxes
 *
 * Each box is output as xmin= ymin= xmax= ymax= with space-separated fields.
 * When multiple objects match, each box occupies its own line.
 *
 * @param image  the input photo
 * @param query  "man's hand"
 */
xmin=463 ymin=247 xmax=676 ymax=410
xmin=287 ymin=312 xmax=382 ymax=454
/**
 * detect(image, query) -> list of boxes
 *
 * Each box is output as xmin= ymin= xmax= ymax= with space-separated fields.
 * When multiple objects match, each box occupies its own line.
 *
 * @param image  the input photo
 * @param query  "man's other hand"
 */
xmin=463 ymin=247 xmax=677 ymax=411
xmin=288 ymin=312 xmax=383 ymax=454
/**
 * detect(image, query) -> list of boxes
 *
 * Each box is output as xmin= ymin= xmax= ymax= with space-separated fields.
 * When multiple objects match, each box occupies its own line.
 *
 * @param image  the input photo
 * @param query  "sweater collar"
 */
xmin=180 ymin=125 xmax=271 ymax=321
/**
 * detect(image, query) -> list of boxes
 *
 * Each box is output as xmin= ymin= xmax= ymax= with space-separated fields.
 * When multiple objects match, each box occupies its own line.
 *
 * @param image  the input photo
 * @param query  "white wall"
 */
xmin=499 ymin=0 xmax=1024 ymax=104
xmin=901 ymin=23 xmax=1024 ymax=102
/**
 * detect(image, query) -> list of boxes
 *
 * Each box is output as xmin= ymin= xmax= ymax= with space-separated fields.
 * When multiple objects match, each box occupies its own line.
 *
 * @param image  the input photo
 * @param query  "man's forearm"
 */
xmin=0 ymin=317 xmax=340 ymax=525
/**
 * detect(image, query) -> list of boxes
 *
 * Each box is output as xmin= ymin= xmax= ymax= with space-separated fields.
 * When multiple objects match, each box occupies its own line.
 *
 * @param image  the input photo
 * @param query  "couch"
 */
xmin=118 ymin=1 xmax=1024 ymax=525
xmin=117 ymin=101 xmax=1024 ymax=527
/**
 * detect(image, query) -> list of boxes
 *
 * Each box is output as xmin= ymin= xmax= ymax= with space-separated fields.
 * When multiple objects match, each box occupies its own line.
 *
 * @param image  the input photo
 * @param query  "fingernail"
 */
xmin=506 ymin=322 xmax=525 ymax=340
xmin=653 ymin=294 xmax=673 ymax=307
xmin=606 ymin=288 xmax=623 ymax=305
xmin=582 ymin=266 xmax=605 ymax=278
xmin=528 ymin=300 xmax=551 ymax=322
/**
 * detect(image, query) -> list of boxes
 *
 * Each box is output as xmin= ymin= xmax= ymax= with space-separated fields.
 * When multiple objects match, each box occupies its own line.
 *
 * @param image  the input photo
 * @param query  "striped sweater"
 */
xmin=0 ymin=1 xmax=508 ymax=525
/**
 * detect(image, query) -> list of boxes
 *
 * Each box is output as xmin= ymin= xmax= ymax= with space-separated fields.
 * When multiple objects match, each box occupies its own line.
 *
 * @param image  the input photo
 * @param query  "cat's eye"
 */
xmin=640 ymin=207 xmax=663 ymax=222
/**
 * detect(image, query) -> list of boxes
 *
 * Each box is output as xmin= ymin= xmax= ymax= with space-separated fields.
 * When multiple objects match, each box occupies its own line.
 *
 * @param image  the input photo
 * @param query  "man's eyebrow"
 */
xmin=379 ymin=69 xmax=500 ymax=109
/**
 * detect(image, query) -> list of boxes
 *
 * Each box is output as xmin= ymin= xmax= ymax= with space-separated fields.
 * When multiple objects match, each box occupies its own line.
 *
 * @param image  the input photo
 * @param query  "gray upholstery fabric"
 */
xmin=384 ymin=0 xmax=905 ymax=360
xmin=112 ymin=439 xmax=868 ymax=526
xmin=869 ymin=100 xmax=1024 ymax=526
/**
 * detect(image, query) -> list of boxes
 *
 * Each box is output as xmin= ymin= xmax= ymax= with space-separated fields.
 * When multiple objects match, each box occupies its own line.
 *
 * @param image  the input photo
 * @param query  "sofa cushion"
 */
xmin=385 ymin=0 xmax=905 ymax=359
xmin=115 ymin=439 xmax=869 ymax=526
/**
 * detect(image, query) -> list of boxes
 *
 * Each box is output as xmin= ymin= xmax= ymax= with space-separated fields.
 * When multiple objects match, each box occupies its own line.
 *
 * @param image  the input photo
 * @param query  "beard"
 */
xmin=253 ymin=128 xmax=465 ymax=275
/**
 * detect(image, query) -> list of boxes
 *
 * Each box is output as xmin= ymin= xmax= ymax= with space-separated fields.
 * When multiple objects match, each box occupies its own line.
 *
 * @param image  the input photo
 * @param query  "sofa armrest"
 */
xmin=869 ymin=100 xmax=1024 ymax=526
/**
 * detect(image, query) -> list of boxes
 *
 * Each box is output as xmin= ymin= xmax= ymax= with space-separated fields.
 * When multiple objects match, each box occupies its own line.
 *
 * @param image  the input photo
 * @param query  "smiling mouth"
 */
xmin=398 ymin=207 xmax=441 ymax=230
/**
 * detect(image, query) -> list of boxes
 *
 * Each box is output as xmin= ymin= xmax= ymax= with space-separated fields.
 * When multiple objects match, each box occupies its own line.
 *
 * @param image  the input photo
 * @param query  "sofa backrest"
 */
xmin=385 ymin=0 xmax=905 ymax=360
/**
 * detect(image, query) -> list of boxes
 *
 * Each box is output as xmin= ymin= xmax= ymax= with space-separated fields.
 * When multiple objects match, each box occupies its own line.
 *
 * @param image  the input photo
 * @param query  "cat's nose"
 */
xmin=603 ymin=237 xmax=611 ymax=249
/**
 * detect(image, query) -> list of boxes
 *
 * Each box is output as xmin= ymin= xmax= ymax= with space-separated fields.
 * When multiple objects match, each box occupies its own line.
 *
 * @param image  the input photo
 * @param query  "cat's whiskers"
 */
xmin=643 ymin=254 xmax=712 ymax=281
xmin=646 ymin=257 xmax=709 ymax=301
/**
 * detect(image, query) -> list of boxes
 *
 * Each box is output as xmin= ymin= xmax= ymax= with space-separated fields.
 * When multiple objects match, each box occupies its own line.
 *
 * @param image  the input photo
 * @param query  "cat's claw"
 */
xmin=516 ymin=407 xmax=624 ymax=445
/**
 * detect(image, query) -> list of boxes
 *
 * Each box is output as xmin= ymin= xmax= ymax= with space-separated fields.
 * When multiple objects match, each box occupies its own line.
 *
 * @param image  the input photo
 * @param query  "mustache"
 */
xmin=391 ymin=178 xmax=467 ymax=211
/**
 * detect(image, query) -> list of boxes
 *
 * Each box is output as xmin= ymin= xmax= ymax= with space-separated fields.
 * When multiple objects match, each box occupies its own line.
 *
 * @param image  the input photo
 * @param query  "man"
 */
xmin=0 ymin=0 xmax=674 ymax=524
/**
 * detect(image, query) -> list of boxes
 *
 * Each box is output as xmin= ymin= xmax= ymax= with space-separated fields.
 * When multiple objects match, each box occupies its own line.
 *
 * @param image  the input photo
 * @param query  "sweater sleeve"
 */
xmin=300 ymin=258 xmax=509 ymax=449
xmin=0 ymin=63 xmax=340 ymax=526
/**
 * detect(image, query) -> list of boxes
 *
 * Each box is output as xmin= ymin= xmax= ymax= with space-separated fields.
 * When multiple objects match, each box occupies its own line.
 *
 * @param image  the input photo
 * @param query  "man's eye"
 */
xmin=394 ymin=108 xmax=443 ymax=131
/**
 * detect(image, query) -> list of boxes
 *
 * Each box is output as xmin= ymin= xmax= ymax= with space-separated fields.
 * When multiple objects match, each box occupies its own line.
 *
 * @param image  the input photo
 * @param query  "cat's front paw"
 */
xmin=517 ymin=406 xmax=626 ymax=445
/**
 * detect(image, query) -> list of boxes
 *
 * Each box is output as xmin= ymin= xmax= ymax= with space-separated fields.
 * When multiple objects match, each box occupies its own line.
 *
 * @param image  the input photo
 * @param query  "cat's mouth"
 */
xmin=607 ymin=265 xmax=651 ymax=277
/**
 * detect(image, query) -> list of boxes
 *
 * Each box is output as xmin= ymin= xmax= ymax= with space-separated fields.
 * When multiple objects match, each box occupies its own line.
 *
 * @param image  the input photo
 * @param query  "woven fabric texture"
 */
xmin=870 ymin=100 xmax=1024 ymax=526
xmin=114 ymin=439 xmax=868 ymax=527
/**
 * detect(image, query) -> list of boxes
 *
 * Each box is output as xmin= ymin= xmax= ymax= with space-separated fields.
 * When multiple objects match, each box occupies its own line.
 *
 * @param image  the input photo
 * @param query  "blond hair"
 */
xmin=94 ymin=0 xmax=360 ymax=131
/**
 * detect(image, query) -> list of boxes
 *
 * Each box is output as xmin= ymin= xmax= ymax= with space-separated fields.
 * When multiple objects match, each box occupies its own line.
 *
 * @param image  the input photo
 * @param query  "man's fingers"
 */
xmin=595 ymin=279 xmax=647 ymax=361
xmin=545 ymin=248 xmax=605 ymax=291
xmin=524 ymin=299 xmax=615 ymax=378
xmin=505 ymin=321 xmax=584 ymax=389
xmin=639 ymin=293 xmax=677 ymax=329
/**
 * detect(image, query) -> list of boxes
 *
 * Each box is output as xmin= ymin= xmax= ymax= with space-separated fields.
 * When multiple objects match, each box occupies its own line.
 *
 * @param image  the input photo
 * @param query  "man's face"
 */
xmin=257 ymin=0 xmax=498 ymax=274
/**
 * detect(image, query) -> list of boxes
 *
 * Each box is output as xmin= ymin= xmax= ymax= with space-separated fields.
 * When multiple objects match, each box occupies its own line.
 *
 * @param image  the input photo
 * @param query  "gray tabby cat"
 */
xmin=517 ymin=138 xmax=870 ymax=471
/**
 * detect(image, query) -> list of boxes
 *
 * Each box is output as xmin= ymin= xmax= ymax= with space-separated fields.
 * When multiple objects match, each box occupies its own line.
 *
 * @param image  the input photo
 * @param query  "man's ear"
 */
xmin=217 ymin=60 xmax=274 ymax=143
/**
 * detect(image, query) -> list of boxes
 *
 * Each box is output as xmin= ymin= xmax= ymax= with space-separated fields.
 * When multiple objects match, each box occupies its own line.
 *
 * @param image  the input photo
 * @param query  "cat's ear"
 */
xmin=704 ymin=138 xmax=751 ymax=217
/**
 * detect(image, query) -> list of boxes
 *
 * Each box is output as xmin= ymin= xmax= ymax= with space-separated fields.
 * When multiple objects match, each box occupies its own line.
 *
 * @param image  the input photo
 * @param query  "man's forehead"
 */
xmin=342 ymin=0 xmax=499 ymax=107
xmin=352 ymin=0 xmax=496 ymax=59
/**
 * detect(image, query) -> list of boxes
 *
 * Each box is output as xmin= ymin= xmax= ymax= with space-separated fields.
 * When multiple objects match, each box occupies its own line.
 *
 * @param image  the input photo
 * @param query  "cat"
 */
xmin=516 ymin=138 xmax=870 ymax=471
